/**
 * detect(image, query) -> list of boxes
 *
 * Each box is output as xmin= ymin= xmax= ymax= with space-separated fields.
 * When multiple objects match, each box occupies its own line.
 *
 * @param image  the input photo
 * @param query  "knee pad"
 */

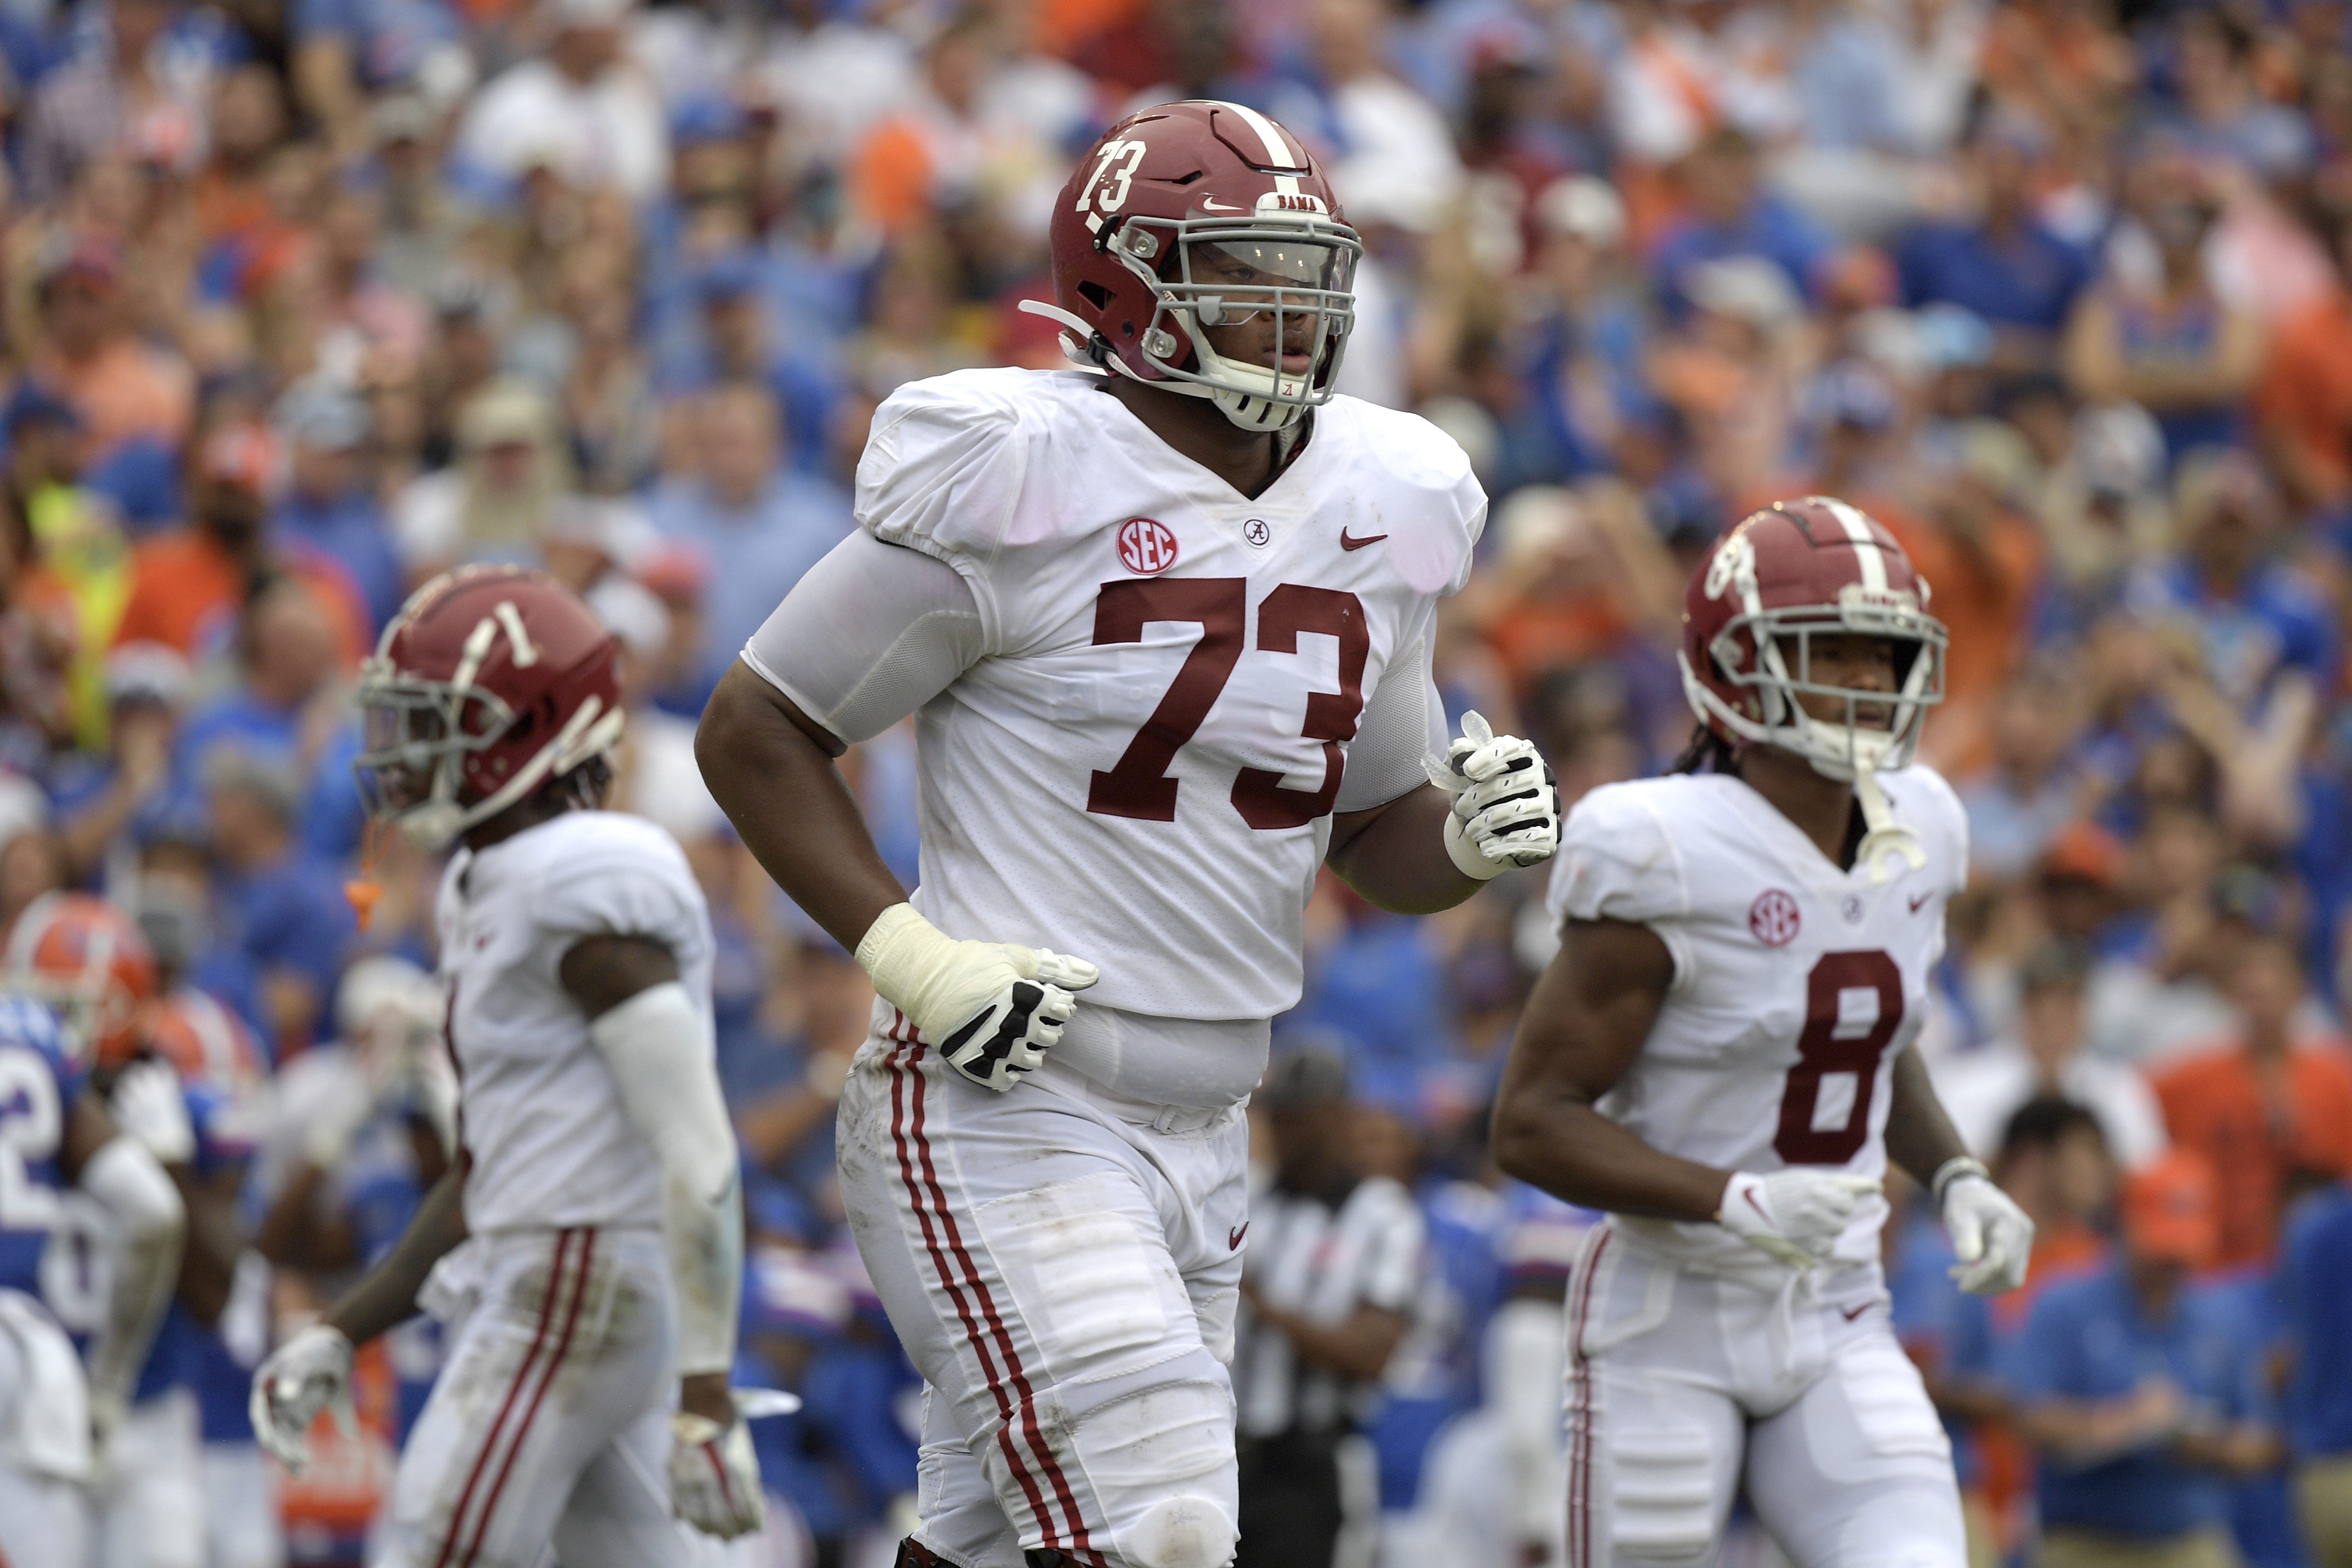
xmin=1117 ymin=1495 xmax=1236 ymax=1568
xmin=1056 ymin=1343 xmax=1234 ymax=1495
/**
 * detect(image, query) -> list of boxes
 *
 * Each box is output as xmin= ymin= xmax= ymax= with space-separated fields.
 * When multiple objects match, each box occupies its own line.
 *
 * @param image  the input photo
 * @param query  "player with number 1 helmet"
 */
xmin=1492 ymin=497 xmax=2034 ymax=1568
xmin=699 ymin=100 xmax=1562 ymax=1568
xmin=251 ymin=564 xmax=769 ymax=1565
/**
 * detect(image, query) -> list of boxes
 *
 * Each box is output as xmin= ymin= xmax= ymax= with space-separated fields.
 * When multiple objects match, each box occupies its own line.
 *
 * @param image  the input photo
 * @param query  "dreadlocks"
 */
xmin=1669 ymin=724 xmax=1738 ymax=775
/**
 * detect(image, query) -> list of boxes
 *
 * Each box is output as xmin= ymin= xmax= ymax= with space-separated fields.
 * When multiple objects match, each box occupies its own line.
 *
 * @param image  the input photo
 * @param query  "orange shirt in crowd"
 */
xmin=113 ymin=531 xmax=368 ymax=667
xmin=34 ymin=338 xmax=194 ymax=460
xmin=1877 ymin=506 xmax=2043 ymax=776
xmin=2151 ymin=1041 xmax=2352 ymax=1268
xmin=2252 ymin=291 xmax=2352 ymax=504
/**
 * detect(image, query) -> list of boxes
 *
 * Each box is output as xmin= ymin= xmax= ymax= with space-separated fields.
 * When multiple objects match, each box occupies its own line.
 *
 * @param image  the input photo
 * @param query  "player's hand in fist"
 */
xmin=1425 ymin=711 xmax=1561 ymax=879
xmin=669 ymin=1392 xmax=766 ymax=1540
xmin=1936 ymin=1157 xmax=2034 ymax=1295
xmin=1717 ymin=1169 xmax=1882 ymax=1270
xmin=249 ymin=1323 xmax=355 ymax=1471
xmin=855 ymin=904 xmax=1099 ymax=1093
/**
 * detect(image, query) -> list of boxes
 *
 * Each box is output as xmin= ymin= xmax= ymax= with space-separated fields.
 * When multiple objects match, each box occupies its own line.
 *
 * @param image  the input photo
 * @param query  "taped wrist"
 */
xmin=1931 ymin=1155 xmax=1992 ymax=1208
xmin=588 ymin=981 xmax=742 ymax=1375
xmin=858 ymin=903 xmax=972 ymax=1020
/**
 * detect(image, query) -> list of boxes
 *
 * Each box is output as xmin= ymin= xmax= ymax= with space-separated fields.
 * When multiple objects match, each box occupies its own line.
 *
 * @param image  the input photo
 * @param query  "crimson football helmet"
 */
xmin=1682 ymin=497 xmax=1948 ymax=871
xmin=4 ymin=892 xmax=160 ymax=1068
xmin=355 ymin=564 xmax=624 ymax=851
xmin=1023 ymin=100 xmax=1362 ymax=433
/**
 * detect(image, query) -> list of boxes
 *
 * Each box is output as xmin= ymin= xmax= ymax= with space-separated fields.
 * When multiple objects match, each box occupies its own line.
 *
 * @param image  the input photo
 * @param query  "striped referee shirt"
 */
xmin=1234 ymin=1173 xmax=1425 ymax=1439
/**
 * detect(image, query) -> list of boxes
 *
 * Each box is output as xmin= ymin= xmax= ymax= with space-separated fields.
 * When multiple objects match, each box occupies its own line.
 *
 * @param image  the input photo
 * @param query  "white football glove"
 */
xmin=249 ymin=1324 xmax=355 ymax=1472
xmin=856 ymin=904 xmax=1099 ymax=1093
xmin=669 ymin=1409 xmax=766 ymax=1539
xmin=1424 ymin=711 xmax=1561 ymax=880
xmin=108 ymin=1059 xmax=196 ymax=1166
xmin=1936 ymin=1157 xmax=2035 ymax=1296
xmin=1717 ymin=1169 xmax=1882 ymax=1270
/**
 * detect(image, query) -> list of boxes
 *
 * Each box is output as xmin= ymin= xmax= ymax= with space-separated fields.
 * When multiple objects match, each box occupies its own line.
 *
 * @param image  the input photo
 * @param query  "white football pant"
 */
xmin=204 ymin=1441 xmax=287 ymax=1568
xmin=837 ymin=1009 xmax=1250 ymax=1568
xmin=373 ymin=1226 xmax=729 ymax=1568
xmin=0 ymin=1312 xmax=90 ymax=1568
xmin=94 ymin=1386 xmax=206 ymax=1568
xmin=1563 ymin=1226 xmax=1967 ymax=1568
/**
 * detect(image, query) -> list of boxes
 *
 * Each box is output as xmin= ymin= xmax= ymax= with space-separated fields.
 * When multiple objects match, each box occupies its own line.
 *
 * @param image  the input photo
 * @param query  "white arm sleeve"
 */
xmin=739 ymin=531 xmax=987 ymax=747
xmin=78 ymin=1134 xmax=185 ymax=1407
xmin=1333 ymin=624 xmax=1448 ymax=813
xmin=588 ymin=981 xmax=743 ymax=1377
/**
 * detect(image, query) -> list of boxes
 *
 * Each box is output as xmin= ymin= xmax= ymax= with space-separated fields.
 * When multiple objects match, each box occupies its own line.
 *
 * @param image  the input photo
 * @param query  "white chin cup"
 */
xmin=396 ymin=798 xmax=466 ymax=853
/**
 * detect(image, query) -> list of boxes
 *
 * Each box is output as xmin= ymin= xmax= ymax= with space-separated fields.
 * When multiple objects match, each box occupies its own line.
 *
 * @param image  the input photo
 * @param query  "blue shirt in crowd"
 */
xmin=1649 ymin=197 xmax=1835 ymax=318
xmin=2005 ymin=1261 xmax=2270 ymax=1540
xmin=646 ymin=470 xmax=853 ymax=702
xmin=2283 ymin=1182 xmax=2352 ymax=1459
xmin=1894 ymin=220 xmax=2094 ymax=334
xmin=276 ymin=489 xmax=405 ymax=636
xmin=2129 ymin=558 xmax=2344 ymax=709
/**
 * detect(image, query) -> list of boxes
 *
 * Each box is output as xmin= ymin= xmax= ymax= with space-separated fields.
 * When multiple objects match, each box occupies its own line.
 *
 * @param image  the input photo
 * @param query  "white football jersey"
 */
xmin=855 ymin=368 xmax=1483 ymax=1023
xmin=1544 ymin=767 xmax=1969 ymax=1270
xmin=435 ymin=810 xmax=715 ymax=1236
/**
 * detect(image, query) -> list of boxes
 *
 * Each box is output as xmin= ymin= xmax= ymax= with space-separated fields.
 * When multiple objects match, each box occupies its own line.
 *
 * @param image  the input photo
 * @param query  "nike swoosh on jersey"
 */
xmin=1840 ymin=1302 xmax=1872 ymax=1321
xmin=1339 ymin=530 xmax=1388 ymax=551
xmin=1908 ymin=890 xmax=1932 ymax=913
xmin=1229 ymin=1222 xmax=1249 ymax=1250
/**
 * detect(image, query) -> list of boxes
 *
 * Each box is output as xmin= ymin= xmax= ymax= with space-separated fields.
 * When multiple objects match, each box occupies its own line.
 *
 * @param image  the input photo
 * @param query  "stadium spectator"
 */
xmin=2283 ymin=1176 xmax=2352 ymax=1568
xmin=645 ymin=379 xmax=849 ymax=701
xmin=1895 ymin=114 xmax=2094 ymax=369
xmin=2154 ymin=928 xmax=2352 ymax=1268
xmin=2007 ymin=1151 xmax=2286 ymax=1568
xmin=114 ymin=420 xmax=369 ymax=666
xmin=1934 ymin=945 xmax=2171 ymax=1170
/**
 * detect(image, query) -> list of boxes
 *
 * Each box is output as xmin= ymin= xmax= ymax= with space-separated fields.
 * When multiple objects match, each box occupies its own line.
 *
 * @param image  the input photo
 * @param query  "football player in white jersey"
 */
xmin=1492 ymin=497 xmax=2039 ymax=1568
xmin=248 ymin=566 xmax=766 ymax=1567
xmin=697 ymin=100 xmax=1561 ymax=1568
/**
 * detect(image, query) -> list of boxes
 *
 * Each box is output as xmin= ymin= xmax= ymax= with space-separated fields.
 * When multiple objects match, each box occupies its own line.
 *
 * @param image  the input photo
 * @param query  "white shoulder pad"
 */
xmin=531 ymin=813 xmax=710 ymax=949
xmin=1546 ymin=780 xmax=1692 ymax=928
xmin=855 ymin=369 xmax=1038 ymax=569
xmin=1324 ymin=399 xmax=1486 ymax=595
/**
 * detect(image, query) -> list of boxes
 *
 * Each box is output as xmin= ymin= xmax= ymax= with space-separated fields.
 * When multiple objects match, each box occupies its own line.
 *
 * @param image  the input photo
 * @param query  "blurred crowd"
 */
xmin=0 ymin=0 xmax=2349 ymax=1560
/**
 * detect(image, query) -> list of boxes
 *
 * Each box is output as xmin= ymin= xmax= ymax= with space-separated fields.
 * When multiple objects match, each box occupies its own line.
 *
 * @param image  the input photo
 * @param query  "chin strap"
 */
xmin=1017 ymin=300 xmax=1110 ymax=369
xmin=1853 ymin=761 xmax=1927 ymax=885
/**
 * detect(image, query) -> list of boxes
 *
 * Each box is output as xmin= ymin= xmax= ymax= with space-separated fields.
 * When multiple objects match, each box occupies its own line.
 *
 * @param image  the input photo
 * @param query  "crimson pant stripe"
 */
xmin=457 ymin=1227 xmax=596 ymax=1568
xmin=1566 ymin=1227 xmax=1610 ymax=1568
xmin=430 ymin=1228 xmax=576 ymax=1568
xmin=903 ymin=1037 xmax=1099 ymax=1563
xmin=883 ymin=1016 xmax=1064 ymax=1549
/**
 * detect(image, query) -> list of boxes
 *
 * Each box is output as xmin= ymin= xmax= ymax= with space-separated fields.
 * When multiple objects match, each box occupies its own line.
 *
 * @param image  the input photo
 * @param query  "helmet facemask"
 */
xmin=1100 ymin=211 xmax=1361 ymax=431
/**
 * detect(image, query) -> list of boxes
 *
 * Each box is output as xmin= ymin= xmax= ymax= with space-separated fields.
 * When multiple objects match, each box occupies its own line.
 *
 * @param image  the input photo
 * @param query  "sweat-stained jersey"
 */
xmin=839 ymin=367 xmax=1483 ymax=1023
xmin=434 ymin=809 xmax=715 ymax=1236
xmin=1545 ymin=766 xmax=1969 ymax=1272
